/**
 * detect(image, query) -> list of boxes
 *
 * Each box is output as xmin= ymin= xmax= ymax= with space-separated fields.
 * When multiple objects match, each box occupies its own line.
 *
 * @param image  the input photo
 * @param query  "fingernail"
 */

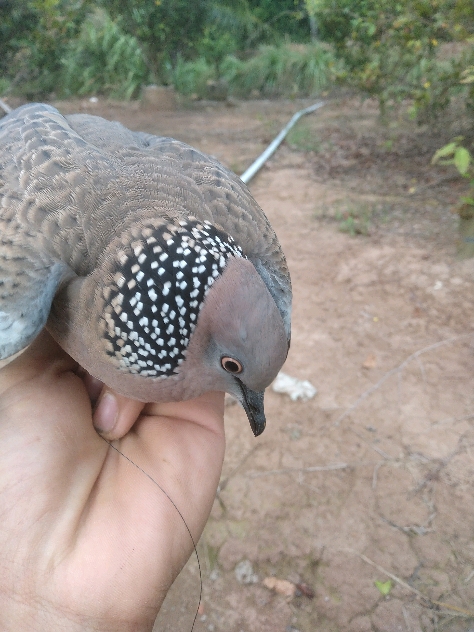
xmin=93 ymin=392 xmax=118 ymax=434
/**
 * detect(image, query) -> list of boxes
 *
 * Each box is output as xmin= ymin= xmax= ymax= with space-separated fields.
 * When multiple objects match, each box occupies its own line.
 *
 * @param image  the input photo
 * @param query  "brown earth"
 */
xmin=52 ymin=96 xmax=474 ymax=631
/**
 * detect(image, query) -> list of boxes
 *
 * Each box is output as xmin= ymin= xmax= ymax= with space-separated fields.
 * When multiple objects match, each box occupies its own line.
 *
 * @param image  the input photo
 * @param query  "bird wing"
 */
xmin=65 ymin=113 xmax=292 ymax=337
xmin=0 ymin=104 xmax=291 ymax=359
xmin=0 ymin=104 xmax=83 ymax=358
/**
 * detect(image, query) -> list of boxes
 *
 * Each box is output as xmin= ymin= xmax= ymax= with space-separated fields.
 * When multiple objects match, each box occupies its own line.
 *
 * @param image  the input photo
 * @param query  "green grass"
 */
xmin=221 ymin=43 xmax=338 ymax=98
xmin=171 ymin=56 xmax=216 ymax=98
xmin=0 ymin=77 xmax=11 ymax=96
xmin=336 ymin=204 xmax=373 ymax=236
xmin=171 ymin=43 xmax=338 ymax=100
xmin=286 ymin=122 xmax=322 ymax=152
xmin=61 ymin=9 xmax=148 ymax=99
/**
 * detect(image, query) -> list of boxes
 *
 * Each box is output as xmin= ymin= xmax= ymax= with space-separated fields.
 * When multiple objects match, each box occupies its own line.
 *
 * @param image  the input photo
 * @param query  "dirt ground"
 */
xmin=52 ymin=96 xmax=474 ymax=631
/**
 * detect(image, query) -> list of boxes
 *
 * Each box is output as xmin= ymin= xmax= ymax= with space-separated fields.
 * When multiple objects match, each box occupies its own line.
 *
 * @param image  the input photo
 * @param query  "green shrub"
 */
xmin=309 ymin=0 xmax=474 ymax=124
xmin=433 ymin=137 xmax=474 ymax=218
xmin=0 ymin=77 xmax=11 ymax=97
xmin=220 ymin=43 xmax=337 ymax=98
xmin=61 ymin=9 xmax=148 ymax=99
xmin=171 ymin=57 xmax=216 ymax=98
xmin=0 ymin=0 xmax=87 ymax=98
xmin=286 ymin=121 xmax=321 ymax=152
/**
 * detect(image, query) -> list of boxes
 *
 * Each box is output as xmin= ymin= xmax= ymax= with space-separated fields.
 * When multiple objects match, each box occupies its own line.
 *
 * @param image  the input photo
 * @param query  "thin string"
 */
xmin=102 ymin=438 xmax=202 ymax=632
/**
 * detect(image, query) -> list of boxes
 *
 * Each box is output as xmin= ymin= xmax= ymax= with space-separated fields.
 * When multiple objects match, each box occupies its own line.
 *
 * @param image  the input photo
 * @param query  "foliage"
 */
xmin=101 ymin=0 xmax=211 ymax=80
xmin=197 ymin=25 xmax=239 ymax=69
xmin=199 ymin=0 xmax=308 ymax=67
xmin=374 ymin=580 xmax=392 ymax=596
xmin=336 ymin=204 xmax=372 ymax=236
xmin=220 ymin=43 xmax=337 ymax=98
xmin=61 ymin=9 xmax=148 ymax=99
xmin=0 ymin=0 xmax=314 ymax=98
xmin=169 ymin=42 xmax=336 ymax=100
xmin=171 ymin=57 xmax=216 ymax=98
xmin=432 ymin=137 xmax=474 ymax=218
xmin=0 ymin=0 xmax=90 ymax=97
xmin=286 ymin=121 xmax=322 ymax=152
xmin=310 ymin=0 xmax=474 ymax=123
xmin=101 ymin=0 xmax=310 ymax=81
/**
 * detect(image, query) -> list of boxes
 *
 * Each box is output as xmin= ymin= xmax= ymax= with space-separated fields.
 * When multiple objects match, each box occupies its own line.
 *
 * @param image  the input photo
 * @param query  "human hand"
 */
xmin=0 ymin=331 xmax=225 ymax=631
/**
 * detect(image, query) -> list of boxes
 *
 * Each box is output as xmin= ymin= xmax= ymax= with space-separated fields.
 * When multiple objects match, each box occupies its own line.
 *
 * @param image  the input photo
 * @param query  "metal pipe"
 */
xmin=0 ymin=99 xmax=12 ymax=115
xmin=240 ymin=101 xmax=325 ymax=184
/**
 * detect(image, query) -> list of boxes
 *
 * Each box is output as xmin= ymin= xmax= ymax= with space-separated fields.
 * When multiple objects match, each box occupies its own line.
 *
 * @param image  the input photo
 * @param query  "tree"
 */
xmin=309 ymin=0 xmax=474 ymax=122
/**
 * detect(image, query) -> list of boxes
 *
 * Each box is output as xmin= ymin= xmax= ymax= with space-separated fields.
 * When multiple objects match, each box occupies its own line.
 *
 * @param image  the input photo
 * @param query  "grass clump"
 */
xmin=286 ymin=122 xmax=322 ymax=152
xmin=171 ymin=57 xmax=216 ymax=98
xmin=61 ymin=9 xmax=148 ymax=100
xmin=221 ymin=43 xmax=338 ymax=98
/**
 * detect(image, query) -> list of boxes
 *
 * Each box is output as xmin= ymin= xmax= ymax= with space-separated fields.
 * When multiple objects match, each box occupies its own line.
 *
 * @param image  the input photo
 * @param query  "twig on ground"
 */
xmin=415 ymin=355 xmax=426 ymax=382
xmin=402 ymin=605 xmax=412 ymax=632
xmin=409 ymin=433 xmax=469 ymax=496
xmin=344 ymin=548 xmax=474 ymax=618
xmin=248 ymin=462 xmax=350 ymax=477
xmin=372 ymin=461 xmax=383 ymax=490
xmin=334 ymin=334 xmax=474 ymax=427
xmin=349 ymin=427 xmax=391 ymax=459
xmin=379 ymin=511 xmax=436 ymax=536
xmin=409 ymin=175 xmax=460 ymax=194
xmin=432 ymin=413 xmax=474 ymax=428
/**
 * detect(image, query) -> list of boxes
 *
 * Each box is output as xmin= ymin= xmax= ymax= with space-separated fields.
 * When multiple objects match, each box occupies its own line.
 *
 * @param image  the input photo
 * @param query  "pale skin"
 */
xmin=0 ymin=331 xmax=226 ymax=631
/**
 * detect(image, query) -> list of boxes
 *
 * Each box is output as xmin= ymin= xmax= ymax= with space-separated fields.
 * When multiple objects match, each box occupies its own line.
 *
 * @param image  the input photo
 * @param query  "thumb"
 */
xmin=93 ymin=388 xmax=145 ymax=439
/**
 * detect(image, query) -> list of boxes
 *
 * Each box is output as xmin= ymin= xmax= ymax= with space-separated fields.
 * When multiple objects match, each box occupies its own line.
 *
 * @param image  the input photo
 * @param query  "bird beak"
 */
xmin=236 ymin=379 xmax=266 ymax=437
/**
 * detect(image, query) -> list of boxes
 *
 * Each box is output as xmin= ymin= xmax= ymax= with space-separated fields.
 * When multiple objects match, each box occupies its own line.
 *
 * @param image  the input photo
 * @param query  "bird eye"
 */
xmin=221 ymin=357 xmax=243 ymax=374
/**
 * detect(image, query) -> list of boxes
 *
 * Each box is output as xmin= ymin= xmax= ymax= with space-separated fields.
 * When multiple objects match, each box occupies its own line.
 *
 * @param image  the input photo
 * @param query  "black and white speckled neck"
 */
xmin=103 ymin=219 xmax=245 ymax=376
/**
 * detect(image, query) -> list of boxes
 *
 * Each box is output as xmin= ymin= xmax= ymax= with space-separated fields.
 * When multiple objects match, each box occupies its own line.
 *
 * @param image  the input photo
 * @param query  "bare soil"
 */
xmin=54 ymin=96 xmax=474 ymax=632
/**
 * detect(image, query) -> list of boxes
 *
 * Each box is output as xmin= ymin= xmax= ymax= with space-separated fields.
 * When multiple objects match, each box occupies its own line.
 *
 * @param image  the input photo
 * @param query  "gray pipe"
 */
xmin=240 ymin=101 xmax=325 ymax=184
xmin=0 ymin=99 xmax=12 ymax=114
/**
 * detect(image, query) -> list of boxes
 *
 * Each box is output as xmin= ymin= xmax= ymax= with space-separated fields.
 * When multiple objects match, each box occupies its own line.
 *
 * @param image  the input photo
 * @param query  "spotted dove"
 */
xmin=0 ymin=103 xmax=291 ymax=436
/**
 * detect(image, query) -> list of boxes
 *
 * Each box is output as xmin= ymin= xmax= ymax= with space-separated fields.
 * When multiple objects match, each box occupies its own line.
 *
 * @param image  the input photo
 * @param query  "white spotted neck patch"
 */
xmin=103 ymin=219 xmax=245 ymax=376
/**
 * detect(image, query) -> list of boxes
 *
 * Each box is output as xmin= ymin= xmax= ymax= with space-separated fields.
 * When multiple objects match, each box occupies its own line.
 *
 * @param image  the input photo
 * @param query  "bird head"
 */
xmin=50 ymin=218 xmax=289 ymax=436
xmin=182 ymin=252 xmax=288 ymax=436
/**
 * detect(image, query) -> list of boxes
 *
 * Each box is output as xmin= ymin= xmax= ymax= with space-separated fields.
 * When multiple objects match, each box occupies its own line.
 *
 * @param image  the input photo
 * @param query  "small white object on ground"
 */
xmin=262 ymin=576 xmax=297 ymax=598
xmin=234 ymin=559 xmax=259 ymax=584
xmin=272 ymin=372 xmax=317 ymax=402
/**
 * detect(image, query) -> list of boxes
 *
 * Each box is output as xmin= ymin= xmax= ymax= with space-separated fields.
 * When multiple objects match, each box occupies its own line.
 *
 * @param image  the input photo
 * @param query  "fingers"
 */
xmin=92 ymin=386 xmax=225 ymax=442
xmin=143 ymin=390 xmax=226 ymax=437
xmin=93 ymin=388 xmax=145 ymax=439
xmin=113 ymin=391 xmax=226 ymax=562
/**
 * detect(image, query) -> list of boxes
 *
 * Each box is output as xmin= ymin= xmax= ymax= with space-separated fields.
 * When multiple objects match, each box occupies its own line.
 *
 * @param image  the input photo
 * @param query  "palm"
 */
xmin=0 ymin=332 xmax=225 ymax=631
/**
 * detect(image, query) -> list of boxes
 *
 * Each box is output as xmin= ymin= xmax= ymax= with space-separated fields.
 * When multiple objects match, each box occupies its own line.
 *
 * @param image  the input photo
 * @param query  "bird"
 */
xmin=0 ymin=103 xmax=291 ymax=436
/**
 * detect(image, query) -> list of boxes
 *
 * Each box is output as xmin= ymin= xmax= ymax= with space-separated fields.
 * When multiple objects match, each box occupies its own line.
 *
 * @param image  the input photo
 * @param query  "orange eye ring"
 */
xmin=221 ymin=357 xmax=243 ymax=374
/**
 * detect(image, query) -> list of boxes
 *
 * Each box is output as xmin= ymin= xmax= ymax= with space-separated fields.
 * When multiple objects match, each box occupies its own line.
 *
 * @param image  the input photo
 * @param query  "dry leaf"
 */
xmin=295 ymin=582 xmax=315 ymax=599
xmin=263 ymin=577 xmax=296 ymax=598
xmin=362 ymin=353 xmax=377 ymax=369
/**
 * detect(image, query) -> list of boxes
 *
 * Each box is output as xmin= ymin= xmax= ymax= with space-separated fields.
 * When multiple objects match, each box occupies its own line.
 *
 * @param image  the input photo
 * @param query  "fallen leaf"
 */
xmin=374 ymin=580 xmax=392 ymax=596
xmin=295 ymin=582 xmax=315 ymax=599
xmin=362 ymin=353 xmax=377 ymax=369
xmin=263 ymin=577 xmax=296 ymax=598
